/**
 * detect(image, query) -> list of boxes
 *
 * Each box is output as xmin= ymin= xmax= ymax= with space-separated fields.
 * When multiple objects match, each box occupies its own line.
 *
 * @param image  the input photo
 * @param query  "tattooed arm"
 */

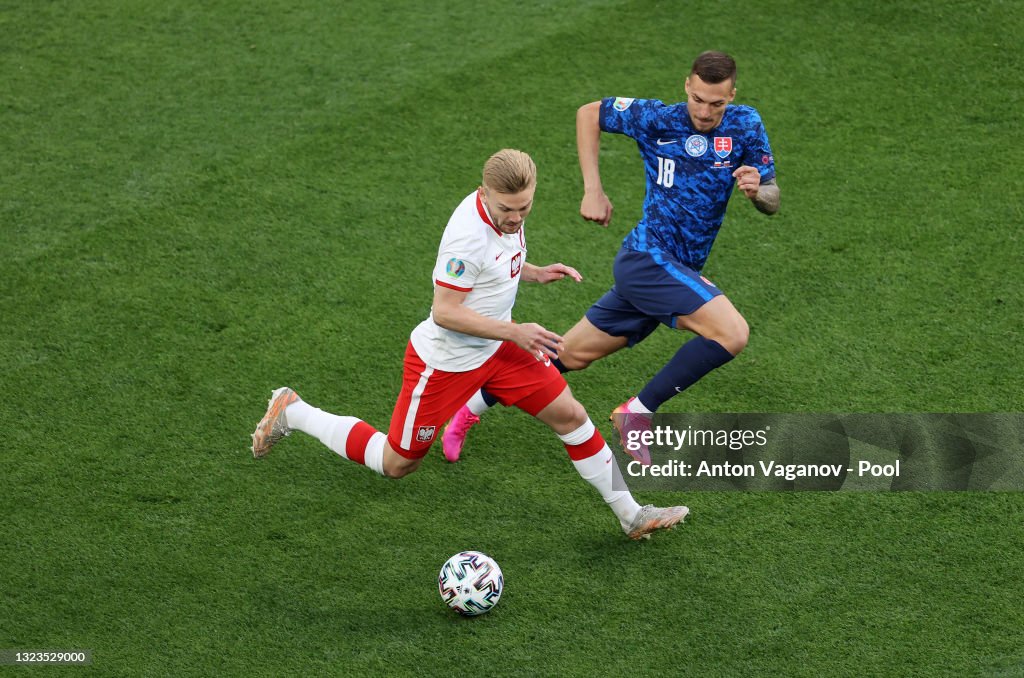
xmin=734 ymin=167 xmax=780 ymax=215
xmin=751 ymin=177 xmax=780 ymax=215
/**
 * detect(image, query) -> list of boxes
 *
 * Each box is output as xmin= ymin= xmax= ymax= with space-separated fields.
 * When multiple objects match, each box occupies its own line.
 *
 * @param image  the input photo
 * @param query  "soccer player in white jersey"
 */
xmin=251 ymin=149 xmax=687 ymax=540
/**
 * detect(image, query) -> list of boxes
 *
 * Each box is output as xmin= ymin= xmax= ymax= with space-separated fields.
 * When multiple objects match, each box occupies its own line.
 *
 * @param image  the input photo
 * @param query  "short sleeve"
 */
xmin=741 ymin=111 xmax=776 ymax=182
xmin=433 ymin=252 xmax=480 ymax=291
xmin=599 ymin=97 xmax=666 ymax=140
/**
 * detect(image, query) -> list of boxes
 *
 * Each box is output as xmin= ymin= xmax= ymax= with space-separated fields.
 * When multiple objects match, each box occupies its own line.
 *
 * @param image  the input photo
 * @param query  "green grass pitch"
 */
xmin=2 ymin=1 xmax=1023 ymax=675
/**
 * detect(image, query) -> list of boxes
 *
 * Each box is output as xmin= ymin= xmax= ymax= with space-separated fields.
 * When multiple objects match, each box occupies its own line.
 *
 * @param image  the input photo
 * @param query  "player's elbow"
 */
xmin=432 ymin=309 xmax=453 ymax=330
xmin=431 ymin=302 xmax=460 ymax=330
xmin=577 ymin=101 xmax=601 ymax=126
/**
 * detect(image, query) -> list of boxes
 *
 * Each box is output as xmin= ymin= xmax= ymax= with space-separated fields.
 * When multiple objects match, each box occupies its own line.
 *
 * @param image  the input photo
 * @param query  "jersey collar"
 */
xmin=476 ymin=190 xmax=503 ymax=236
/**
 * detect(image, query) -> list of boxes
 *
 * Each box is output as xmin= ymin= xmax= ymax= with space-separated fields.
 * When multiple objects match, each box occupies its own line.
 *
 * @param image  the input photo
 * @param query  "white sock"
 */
xmin=363 ymin=433 xmax=386 ymax=475
xmin=466 ymin=390 xmax=494 ymax=416
xmin=285 ymin=401 xmax=344 ymax=448
xmin=284 ymin=401 xmax=386 ymax=476
xmin=628 ymin=397 xmax=653 ymax=415
xmin=559 ymin=420 xmax=641 ymax=529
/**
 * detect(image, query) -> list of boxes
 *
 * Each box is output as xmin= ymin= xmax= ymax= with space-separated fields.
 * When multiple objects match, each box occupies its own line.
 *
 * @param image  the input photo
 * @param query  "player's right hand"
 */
xmin=512 ymin=323 xmax=564 ymax=361
xmin=580 ymin=190 xmax=613 ymax=227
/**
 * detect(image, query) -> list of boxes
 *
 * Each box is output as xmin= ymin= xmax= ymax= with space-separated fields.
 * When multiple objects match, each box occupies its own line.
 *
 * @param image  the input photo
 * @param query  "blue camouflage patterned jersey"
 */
xmin=600 ymin=96 xmax=776 ymax=271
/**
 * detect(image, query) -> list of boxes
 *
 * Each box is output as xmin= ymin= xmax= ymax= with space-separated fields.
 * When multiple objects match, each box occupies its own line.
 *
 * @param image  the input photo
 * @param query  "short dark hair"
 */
xmin=690 ymin=51 xmax=737 ymax=85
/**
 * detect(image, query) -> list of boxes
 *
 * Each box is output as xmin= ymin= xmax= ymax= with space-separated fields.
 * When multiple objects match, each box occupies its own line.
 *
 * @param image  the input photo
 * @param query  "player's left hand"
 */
xmin=533 ymin=263 xmax=583 ymax=284
xmin=732 ymin=165 xmax=761 ymax=199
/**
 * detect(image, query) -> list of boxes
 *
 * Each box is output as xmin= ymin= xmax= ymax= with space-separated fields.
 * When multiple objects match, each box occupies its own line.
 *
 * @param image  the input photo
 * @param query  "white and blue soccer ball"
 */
xmin=438 ymin=551 xmax=504 ymax=616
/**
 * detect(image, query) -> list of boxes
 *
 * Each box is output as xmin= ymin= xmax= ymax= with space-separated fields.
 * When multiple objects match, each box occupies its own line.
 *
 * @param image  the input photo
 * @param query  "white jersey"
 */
xmin=410 ymin=190 xmax=527 ymax=372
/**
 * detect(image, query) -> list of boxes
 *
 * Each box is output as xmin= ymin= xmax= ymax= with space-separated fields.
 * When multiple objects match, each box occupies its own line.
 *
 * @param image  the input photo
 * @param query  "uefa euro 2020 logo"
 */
xmin=446 ymin=258 xmax=466 ymax=278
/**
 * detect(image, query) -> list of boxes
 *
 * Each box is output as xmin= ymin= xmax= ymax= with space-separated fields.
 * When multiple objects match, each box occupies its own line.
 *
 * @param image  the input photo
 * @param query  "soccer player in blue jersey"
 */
xmin=443 ymin=51 xmax=780 ymax=464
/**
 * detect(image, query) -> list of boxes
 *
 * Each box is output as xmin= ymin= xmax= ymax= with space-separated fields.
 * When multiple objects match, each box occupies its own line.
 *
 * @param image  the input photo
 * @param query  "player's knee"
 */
xmin=383 ymin=464 xmax=415 ymax=479
xmin=718 ymin=315 xmax=749 ymax=355
xmin=546 ymin=395 xmax=588 ymax=432
xmin=382 ymin=454 xmax=420 ymax=479
xmin=565 ymin=398 xmax=588 ymax=429
xmin=557 ymin=399 xmax=589 ymax=430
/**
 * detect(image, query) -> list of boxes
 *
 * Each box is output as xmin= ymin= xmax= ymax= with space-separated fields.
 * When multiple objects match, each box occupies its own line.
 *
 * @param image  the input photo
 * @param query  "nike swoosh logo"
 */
xmin=656 ymin=138 xmax=678 ymax=146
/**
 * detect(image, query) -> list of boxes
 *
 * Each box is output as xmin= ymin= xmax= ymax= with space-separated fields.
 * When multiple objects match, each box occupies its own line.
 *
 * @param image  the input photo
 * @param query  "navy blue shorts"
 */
xmin=585 ymin=247 xmax=723 ymax=346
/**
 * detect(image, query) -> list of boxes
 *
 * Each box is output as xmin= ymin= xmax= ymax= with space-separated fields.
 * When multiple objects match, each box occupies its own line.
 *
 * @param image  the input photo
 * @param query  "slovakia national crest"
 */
xmin=685 ymin=135 xmax=708 ymax=157
xmin=714 ymin=137 xmax=733 ymax=159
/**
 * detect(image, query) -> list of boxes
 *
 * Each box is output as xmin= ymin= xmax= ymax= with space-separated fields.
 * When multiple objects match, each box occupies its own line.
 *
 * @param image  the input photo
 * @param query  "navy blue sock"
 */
xmin=480 ymin=357 xmax=571 ymax=408
xmin=637 ymin=337 xmax=734 ymax=411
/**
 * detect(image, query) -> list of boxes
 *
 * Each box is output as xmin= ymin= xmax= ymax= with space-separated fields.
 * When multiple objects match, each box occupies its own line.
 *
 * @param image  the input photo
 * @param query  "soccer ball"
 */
xmin=438 ymin=551 xmax=504 ymax=616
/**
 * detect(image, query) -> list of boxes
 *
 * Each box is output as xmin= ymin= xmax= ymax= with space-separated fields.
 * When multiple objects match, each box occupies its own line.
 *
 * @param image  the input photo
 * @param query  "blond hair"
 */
xmin=482 ymin=149 xmax=536 ymax=194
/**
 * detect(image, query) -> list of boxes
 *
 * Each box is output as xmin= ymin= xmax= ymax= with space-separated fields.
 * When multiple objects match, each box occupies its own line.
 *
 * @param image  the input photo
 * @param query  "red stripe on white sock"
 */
xmin=564 ymin=429 xmax=607 ymax=461
xmin=344 ymin=421 xmax=377 ymax=465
